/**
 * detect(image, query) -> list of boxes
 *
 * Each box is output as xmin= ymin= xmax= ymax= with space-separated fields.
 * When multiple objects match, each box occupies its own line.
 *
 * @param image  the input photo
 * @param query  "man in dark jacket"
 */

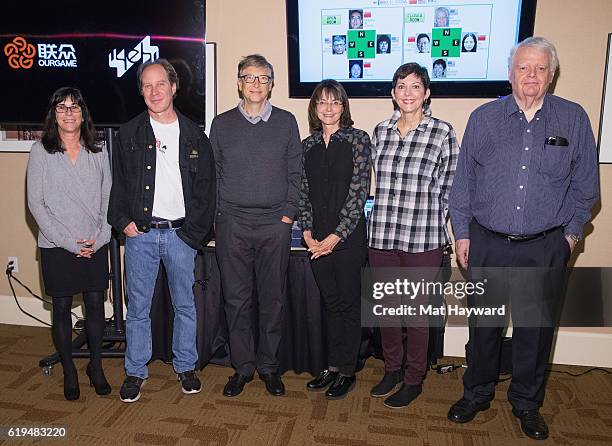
xmin=108 ymin=59 xmax=215 ymax=403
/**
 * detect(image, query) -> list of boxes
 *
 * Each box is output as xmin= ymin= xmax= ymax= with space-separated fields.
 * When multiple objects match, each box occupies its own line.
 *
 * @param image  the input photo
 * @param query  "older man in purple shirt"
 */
xmin=448 ymin=37 xmax=599 ymax=440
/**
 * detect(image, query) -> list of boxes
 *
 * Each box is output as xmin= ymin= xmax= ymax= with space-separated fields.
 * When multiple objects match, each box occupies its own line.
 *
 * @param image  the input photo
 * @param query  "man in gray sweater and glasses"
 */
xmin=210 ymin=54 xmax=302 ymax=398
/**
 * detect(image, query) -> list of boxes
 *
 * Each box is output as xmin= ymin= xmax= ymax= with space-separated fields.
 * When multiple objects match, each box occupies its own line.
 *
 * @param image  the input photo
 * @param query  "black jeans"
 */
xmin=311 ymin=246 xmax=367 ymax=376
xmin=462 ymin=220 xmax=570 ymax=410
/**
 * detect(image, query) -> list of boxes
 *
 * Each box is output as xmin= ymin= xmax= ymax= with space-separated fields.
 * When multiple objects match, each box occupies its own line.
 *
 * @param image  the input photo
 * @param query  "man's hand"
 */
xmin=123 ymin=221 xmax=142 ymax=238
xmin=455 ymin=238 xmax=470 ymax=269
xmin=309 ymin=234 xmax=341 ymax=260
xmin=281 ymin=216 xmax=293 ymax=224
xmin=565 ymin=235 xmax=577 ymax=253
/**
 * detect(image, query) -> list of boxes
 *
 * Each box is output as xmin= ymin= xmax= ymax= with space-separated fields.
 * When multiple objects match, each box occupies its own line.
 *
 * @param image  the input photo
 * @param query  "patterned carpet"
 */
xmin=0 ymin=324 xmax=611 ymax=445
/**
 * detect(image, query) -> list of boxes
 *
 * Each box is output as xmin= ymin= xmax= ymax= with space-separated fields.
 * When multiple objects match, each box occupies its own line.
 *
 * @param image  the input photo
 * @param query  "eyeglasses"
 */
xmin=239 ymin=74 xmax=272 ymax=84
xmin=55 ymin=104 xmax=82 ymax=114
xmin=316 ymin=100 xmax=343 ymax=108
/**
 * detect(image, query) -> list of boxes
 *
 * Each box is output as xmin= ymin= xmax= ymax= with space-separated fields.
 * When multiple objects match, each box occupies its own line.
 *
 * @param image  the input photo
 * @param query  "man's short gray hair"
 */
xmin=508 ymin=37 xmax=559 ymax=73
xmin=237 ymin=54 xmax=275 ymax=80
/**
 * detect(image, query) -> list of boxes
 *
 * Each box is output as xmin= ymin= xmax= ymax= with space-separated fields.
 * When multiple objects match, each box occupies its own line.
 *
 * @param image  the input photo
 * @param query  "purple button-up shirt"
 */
xmin=449 ymin=94 xmax=599 ymax=239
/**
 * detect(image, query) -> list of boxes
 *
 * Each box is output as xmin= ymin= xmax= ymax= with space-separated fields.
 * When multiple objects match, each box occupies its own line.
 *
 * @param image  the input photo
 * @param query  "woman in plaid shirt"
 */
xmin=368 ymin=63 xmax=459 ymax=408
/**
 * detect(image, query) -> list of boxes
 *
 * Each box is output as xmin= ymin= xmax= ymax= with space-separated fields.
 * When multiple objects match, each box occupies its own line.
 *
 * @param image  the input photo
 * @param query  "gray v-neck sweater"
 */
xmin=210 ymin=106 xmax=302 ymax=219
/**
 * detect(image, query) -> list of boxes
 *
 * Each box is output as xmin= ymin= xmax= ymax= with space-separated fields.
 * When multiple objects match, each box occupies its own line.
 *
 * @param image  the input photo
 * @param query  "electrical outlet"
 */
xmin=8 ymin=257 xmax=18 ymax=273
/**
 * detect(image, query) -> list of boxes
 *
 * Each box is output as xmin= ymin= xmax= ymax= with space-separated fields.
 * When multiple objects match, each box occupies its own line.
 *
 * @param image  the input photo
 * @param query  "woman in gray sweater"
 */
xmin=27 ymin=87 xmax=112 ymax=400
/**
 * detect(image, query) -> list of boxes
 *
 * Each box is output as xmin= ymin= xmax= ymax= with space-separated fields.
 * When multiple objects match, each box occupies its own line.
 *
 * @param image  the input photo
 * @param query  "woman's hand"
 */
xmin=308 ymin=234 xmax=341 ymax=260
xmin=303 ymin=230 xmax=321 ymax=250
xmin=77 ymin=239 xmax=95 ymax=258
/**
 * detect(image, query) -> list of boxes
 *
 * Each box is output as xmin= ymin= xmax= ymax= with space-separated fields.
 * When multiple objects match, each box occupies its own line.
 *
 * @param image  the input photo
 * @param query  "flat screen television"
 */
xmin=0 ymin=1 xmax=205 ymax=127
xmin=286 ymin=0 xmax=537 ymax=98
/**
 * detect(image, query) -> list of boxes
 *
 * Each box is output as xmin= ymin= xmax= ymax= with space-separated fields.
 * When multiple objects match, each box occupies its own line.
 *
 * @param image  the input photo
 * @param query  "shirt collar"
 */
xmin=238 ymin=100 xmax=272 ymax=124
xmin=504 ymin=93 xmax=549 ymax=117
xmin=312 ymin=127 xmax=348 ymax=144
xmin=387 ymin=108 xmax=431 ymax=133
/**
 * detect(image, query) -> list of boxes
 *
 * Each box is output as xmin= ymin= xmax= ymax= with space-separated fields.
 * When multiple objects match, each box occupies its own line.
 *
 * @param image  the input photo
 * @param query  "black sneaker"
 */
xmin=177 ymin=370 xmax=202 ymax=394
xmin=370 ymin=370 xmax=401 ymax=397
xmin=119 ymin=376 xmax=146 ymax=403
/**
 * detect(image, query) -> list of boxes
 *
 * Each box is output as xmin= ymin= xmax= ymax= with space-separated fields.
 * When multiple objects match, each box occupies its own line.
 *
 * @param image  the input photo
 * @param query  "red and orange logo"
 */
xmin=4 ymin=37 xmax=37 ymax=69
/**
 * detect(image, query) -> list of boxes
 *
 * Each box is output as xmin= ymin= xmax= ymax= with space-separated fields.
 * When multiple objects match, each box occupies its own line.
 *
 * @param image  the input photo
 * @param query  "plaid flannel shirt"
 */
xmin=368 ymin=109 xmax=459 ymax=253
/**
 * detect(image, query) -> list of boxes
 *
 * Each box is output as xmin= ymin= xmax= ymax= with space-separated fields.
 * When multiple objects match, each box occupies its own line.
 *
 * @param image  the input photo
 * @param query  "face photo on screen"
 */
xmin=432 ymin=59 xmax=447 ymax=78
xmin=349 ymin=60 xmax=363 ymax=78
xmin=461 ymin=33 xmax=478 ymax=52
xmin=434 ymin=7 xmax=450 ymax=27
xmin=349 ymin=9 xmax=363 ymax=29
xmin=376 ymin=35 xmax=391 ymax=54
xmin=332 ymin=35 xmax=346 ymax=55
xmin=416 ymin=33 xmax=431 ymax=53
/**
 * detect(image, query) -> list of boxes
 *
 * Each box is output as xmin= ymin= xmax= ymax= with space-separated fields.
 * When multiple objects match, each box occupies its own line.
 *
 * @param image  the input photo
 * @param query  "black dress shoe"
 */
xmin=447 ymin=397 xmax=491 ymax=423
xmin=370 ymin=370 xmax=401 ymax=397
xmin=223 ymin=373 xmax=253 ymax=397
xmin=259 ymin=373 xmax=285 ymax=396
xmin=383 ymin=384 xmax=422 ymax=408
xmin=307 ymin=370 xmax=338 ymax=392
xmin=512 ymin=408 xmax=549 ymax=440
xmin=325 ymin=375 xmax=356 ymax=400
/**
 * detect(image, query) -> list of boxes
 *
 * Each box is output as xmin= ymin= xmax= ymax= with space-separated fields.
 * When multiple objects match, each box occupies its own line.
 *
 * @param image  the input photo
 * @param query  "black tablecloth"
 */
xmin=148 ymin=247 xmax=381 ymax=375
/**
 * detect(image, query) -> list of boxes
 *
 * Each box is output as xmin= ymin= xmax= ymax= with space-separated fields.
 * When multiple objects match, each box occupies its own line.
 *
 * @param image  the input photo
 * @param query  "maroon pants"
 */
xmin=368 ymin=247 xmax=443 ymax=385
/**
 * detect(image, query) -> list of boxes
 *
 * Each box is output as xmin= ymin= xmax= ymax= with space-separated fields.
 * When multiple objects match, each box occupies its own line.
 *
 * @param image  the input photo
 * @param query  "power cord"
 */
xmin=5 ymin=261 xmax=82 ymax=328
xmin=431 ymin=363 xmax=466 ymax=374
xmin=547 ymin=366 xmax=612 ymax=377
xmin=429 ymin=360 xmax=611 ymax=379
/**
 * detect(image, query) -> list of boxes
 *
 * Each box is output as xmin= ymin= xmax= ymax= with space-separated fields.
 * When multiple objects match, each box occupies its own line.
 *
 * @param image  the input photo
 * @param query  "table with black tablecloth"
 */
xmin=148 ymin=246 xmax=381 ymax=375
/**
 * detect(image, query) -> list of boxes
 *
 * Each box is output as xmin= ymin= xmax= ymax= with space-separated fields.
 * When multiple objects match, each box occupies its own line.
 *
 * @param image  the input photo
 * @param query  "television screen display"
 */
xmin=0 ymin=1 xmax=205 ymax=126
xmin=287 ymin=0 xmax=537 ymax=98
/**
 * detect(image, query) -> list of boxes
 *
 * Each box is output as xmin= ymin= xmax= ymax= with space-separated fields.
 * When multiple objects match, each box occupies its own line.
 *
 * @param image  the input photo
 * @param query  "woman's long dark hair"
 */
xmin=41 ymin=87 xmax=99 ymax=153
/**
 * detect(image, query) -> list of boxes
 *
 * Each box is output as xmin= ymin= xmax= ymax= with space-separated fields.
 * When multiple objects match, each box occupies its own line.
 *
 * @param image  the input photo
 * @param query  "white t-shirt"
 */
xmin=150 ymin=117 xmax=185 ymax=220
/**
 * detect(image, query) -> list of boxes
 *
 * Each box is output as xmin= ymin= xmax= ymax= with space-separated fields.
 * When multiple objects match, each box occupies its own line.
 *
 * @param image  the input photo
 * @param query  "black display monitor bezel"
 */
xmin=286 ymin=0 xmax=537 ymax=99
xmin=0 ymin=1 xmax=205 ymax=127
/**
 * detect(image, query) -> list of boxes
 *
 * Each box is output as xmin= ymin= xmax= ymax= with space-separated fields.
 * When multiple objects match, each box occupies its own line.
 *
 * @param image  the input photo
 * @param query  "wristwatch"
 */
xmin=567 ymin=234 xmax=581 ymax=242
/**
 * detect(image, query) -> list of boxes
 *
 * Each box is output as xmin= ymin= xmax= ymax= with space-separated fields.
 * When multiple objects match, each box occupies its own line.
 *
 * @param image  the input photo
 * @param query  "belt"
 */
xmin=150 ymin=218 xmax=185 ymax=229
xmin=485 ymin=225 xmax=561 ymax=242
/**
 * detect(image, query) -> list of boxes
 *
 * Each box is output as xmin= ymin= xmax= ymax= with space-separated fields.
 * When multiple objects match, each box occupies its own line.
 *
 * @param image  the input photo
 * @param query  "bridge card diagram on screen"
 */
xmin=314 ymin=1 xmax=504 ymax=82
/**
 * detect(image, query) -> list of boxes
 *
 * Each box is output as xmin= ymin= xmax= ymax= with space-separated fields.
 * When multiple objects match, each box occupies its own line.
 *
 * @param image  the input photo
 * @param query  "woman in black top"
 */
xmin=298 ymin=79 xmax=371 ymax=399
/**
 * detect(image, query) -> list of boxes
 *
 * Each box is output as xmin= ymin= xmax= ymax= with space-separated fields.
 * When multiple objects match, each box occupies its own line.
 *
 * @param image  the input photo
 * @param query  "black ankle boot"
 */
xmin=370 ymin=370 xmax=401 ymax=397
xmin=63 ymin=365 xmax=80 ymax=401
xmin=86 ymin=362 xmax=111 ymax=395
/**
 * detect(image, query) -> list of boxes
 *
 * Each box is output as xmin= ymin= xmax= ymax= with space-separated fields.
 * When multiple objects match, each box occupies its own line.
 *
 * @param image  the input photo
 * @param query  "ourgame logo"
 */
xmin=4 ymin=37 xmax=37 ymax=69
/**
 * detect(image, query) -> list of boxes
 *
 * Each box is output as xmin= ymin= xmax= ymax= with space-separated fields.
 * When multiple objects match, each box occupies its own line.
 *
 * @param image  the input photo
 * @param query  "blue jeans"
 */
xmin=124 ymin=228 xmax=197 ymax=378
